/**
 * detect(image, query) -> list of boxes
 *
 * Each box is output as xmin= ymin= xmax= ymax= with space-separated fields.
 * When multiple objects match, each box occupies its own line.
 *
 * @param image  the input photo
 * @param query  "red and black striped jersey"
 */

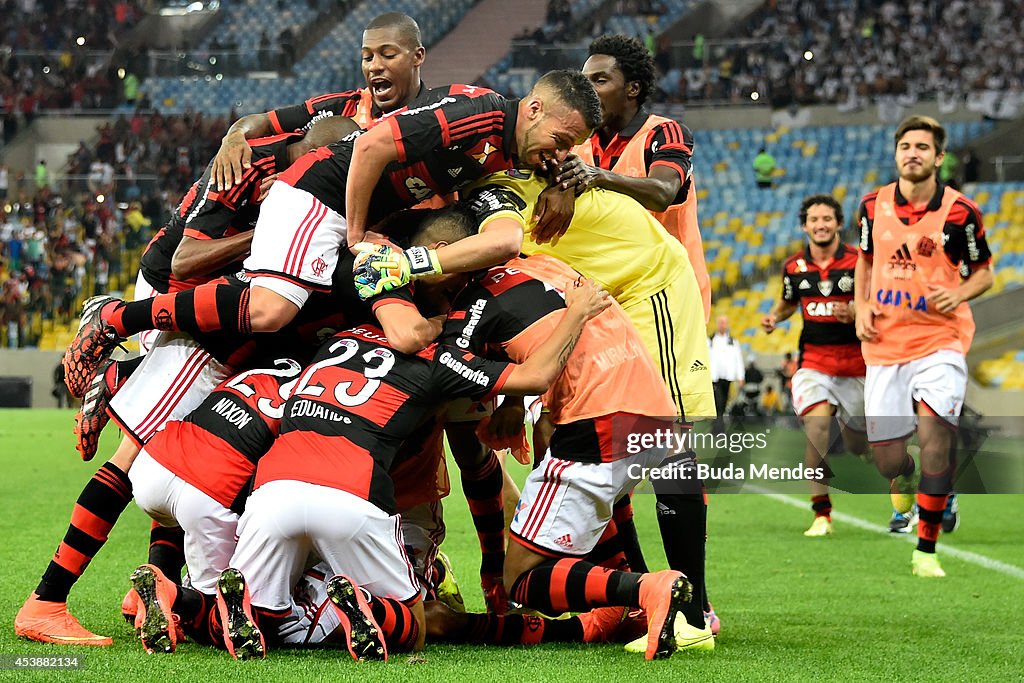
xmin=144 ymin=358 xmax=304 ymax=512
xmin=139 ymin=132 xmax=301 ymax=293
xmin=440 ymin=256 xmax=677 ymax=463
xmin=269 ymin=89 xmax=364 ymax=134
xmin=281 ymin=85 xmax=517 ymax=222
xmin=587 ymin=106 xmax=694 ymax=199
xmin=254 ymin=325 xmax=513 ymax=514
xmin=781 ymin=243 xmax=865 ymax=377
xmin=857 ymin=182 xmax=991 ymax=276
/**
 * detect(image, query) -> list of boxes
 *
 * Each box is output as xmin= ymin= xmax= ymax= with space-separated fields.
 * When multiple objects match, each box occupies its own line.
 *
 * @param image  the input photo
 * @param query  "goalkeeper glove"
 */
xmin=353 ymin=243 xmax=410 ymax=300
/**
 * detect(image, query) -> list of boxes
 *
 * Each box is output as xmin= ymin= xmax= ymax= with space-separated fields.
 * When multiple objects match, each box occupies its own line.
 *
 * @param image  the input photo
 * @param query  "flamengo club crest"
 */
xmin=818 ymin=279 xmax=833 ymax=296
xmin=311 ymin=256 xmax=328 ymax=278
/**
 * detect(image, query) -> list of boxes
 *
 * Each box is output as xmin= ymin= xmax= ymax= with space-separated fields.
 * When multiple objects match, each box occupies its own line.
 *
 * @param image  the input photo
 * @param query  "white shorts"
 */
xmin=791 ymin=368 xmax=866 ymax=432
xmin=398 ymin=500 xmax=445 ymax=586
xmin=510 ymin=446 xmax=667 ymax=557
xmin=243 ymin=183 xmax=346 ymax=292
xmin=865 ymin=349 xmax=968 ymax=443
xmin=132 ymin=270 xmax=158 ymax=355
xmin=231 ymin=480 xmax=420 ymax=613
xmin=129 ymin=451 xmax=238 ymax=594
xmin=108 ymin=331 xmax=232 ymax=446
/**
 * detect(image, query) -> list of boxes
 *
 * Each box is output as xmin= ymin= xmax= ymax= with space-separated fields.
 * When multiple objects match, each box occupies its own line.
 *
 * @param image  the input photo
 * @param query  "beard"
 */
xmin=899 ymin=162 xmax=936 ymax=183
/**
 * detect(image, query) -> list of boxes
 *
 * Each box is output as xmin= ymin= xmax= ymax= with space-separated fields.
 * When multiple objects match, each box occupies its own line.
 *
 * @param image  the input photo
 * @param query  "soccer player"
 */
xmin=13 ymin=116 xmax=357 ymax=648
xmin=761 ymin=194 xmax=868 ymax=536
xmin=126 ymin=358 xmax=303 ymax=653
xmin=556 ymin=33 xmax=710 ymax=322
xmin=421 ymin=246 xmax=704 ymax=658
xmin=214 ymin=274 xmax=611 ymax=660
xmin=854 ymin=115 xmax=993 ymax=577
xmin=211 ymin=12 xmax=430 ymax=189
xmin=60 ymin=71 xmax=601 ymax=396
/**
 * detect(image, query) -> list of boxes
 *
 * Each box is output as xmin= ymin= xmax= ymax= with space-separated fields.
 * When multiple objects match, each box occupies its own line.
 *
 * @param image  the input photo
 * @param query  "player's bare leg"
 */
xmin=247 ymin=284 xmax=301 ymax=333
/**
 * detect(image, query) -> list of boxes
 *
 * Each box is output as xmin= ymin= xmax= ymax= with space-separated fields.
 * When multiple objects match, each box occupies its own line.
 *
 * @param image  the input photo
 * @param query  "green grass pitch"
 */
xmin=1 ymin=409 xmax=1022 ymax=681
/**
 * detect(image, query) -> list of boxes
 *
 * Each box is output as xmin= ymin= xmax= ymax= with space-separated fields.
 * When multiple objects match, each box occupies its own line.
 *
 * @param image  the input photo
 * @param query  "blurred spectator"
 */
xmin=2 ymin=273 xmax=25 ymax=347
xmin=753 ymin=147 xmax=776 ymax=188
xmin=34 ymin=159 xmax=48 ymax=191
xmin=52 ymin=362 xmax=71 ymax=408
xmin=0 ymin=163 xmax=8 ymax=201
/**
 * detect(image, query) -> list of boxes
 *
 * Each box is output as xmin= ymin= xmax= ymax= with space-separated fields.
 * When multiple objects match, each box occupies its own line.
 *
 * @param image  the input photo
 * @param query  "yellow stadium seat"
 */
xmin=714 ymin=161 xmax=729 ymax=173
xmin=802 ymin=144 xmax=818 ymax=157
xmin=833 ymin=185 xmax=847 ymax=201
xmin=755 ymin=213 xmax=771 ymax=227
xmin=864 ymin=169 xmax=878 ymax=184
xmin=792 ymin=139 xmax=805 ymax=148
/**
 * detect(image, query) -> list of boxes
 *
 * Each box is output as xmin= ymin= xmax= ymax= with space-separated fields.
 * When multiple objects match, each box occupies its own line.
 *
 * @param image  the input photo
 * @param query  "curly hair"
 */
xmin=588 ymin=34 xmax=656 ymax=106
xmin=799 ymin=194 xmax=844 ymax=228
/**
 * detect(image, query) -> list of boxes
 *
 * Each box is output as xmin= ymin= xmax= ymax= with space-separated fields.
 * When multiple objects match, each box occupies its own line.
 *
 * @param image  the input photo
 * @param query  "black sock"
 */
xmin=148 ymin=522 xmax=186 ymax=584
xmin=655 ymin=490 xmax=707 ymax=628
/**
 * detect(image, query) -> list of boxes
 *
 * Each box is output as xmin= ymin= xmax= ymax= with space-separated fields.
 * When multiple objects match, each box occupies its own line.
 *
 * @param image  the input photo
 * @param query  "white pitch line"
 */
xmin=753 ymin=488 xmax=1024 ymax=580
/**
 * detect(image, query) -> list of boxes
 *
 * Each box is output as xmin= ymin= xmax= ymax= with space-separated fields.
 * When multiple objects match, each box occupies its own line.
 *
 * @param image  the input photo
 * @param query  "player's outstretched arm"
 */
xmin=503 ymin=279 xmax=611 ymax=395
xmin=171 ymin=232 xmax=254 ymax=281
xmin=213 ymin=113 xmax=274 ymax=190
xmin=347 ymin=124 xmax=400 ymax=248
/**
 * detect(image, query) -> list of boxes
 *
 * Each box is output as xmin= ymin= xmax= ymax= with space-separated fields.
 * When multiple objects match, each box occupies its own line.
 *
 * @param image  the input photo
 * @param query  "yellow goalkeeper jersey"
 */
xmin=463 ymin=171 xmax=691 ymax=305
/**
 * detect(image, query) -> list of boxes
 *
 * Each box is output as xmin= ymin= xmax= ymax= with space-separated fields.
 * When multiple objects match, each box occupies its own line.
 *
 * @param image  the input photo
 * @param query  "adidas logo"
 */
xmin=886 ymin=243 xmax=917 ymax=280
xmin=888 ymin=243 xmax=915 ymax=268
xmin=690 ymin=360 xmax=707 ymax=372
xmin=448 ymin=167 xmax=463 ymax=177
xmin=798 ymin=279 xmax=811 ymax=290
xmin=553 ymin=534 xmax=573 ymax=549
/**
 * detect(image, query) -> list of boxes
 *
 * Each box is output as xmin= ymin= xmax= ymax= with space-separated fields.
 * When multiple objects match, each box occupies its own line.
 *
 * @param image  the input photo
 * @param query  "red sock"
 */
xmin=366 ymin=594 xmax=419 ymax=653
xmin=36 ymin=462 xmax=133 ymax=602
xmin=916 ymin=492 xmax=946 ymax=552
xmin=460 ymin=450 xmax=506 ymax=579
xmin=104 ymin=278 xmax=250 ymax=338
xmin=509 ymin=558 xmax=641 ymax=614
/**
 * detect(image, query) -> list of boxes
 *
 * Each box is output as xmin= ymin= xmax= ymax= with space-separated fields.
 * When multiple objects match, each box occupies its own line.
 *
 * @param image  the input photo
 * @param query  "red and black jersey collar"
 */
xmin=800 ymin=241 xmax=848 ymax=264
xmin=596 ymin=104 xmax=650 ymax=146
xmin=894 ymin=181 xmax=945 ymax=212
xmin=370 ymin=81 xmax=429 ymax=120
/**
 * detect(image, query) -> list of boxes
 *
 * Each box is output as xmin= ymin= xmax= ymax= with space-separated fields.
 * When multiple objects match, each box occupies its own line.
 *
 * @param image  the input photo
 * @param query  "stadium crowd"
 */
xmin=0 ymin=105 xmax=232 ymax=346
xmin=0 ymin=0 xmax=145 ymax=134
xmin=652 ymin=0 xmax=1024 ymax=110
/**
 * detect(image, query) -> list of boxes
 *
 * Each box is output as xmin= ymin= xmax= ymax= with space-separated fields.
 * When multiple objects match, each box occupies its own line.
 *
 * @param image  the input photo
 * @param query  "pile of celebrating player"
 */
xmin=13 ymin=9 xmax=990 ymax=662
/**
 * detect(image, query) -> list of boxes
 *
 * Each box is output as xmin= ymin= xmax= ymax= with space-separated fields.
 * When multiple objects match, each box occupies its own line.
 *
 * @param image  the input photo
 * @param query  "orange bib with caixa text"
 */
xmin=864 ymin=183 xmax=974 ymax=365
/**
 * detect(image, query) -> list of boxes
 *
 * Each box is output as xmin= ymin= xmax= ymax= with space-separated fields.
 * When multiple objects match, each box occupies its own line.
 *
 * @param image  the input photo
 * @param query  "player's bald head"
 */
xmin=287 ymin=116 xmax=360 ymax=162
xmin=365 ymin=12 xmax=422 ymax=50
